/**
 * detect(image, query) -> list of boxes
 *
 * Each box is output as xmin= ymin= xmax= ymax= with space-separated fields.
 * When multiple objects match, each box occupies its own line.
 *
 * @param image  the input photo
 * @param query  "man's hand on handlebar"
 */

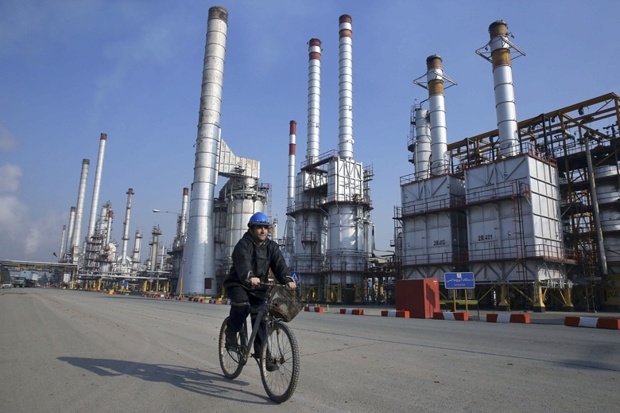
xmin=286 ymin=280 xmax=297 ymax=290
xmin=248 ymin=276 xmax=261 ymax=287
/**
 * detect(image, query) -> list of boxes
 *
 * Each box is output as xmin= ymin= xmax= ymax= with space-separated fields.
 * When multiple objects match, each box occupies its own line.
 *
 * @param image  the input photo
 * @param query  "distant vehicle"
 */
xmin=12 ymin=277 xmax=26 ymax=288
xmin=25 ymin=279 xmax=38 ymax=288
xmin=1 ymin=282 xmax=11 ymax=289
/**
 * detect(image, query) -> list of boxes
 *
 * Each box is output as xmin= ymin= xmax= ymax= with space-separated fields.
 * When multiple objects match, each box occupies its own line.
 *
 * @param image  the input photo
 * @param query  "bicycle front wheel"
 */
xmin=218 ymin=317 xmax=245 ymax=379
xmin=259 ymin=320 xmax=300 ymax=403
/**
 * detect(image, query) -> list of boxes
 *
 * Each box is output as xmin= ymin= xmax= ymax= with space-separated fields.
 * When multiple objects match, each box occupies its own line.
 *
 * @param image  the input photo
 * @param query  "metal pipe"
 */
xmin=64 ymin=207 xmax=75 ymax=261
xmin=71 ymin=159 xmax=90 ymax=263
xmin=120 ymin=188 xmax=134 ymax=263
xmin=307 ymin=38 xmax=321 ymax=163
xmin=87 ymin=133 xmax=107 ymax=242
xmin=338 ymin=14 xmax=354 ymax=159
xmin=183 ymin=6 xmax=228 ymax=295
xmin=584 ymin=133 xmax=609 ymax=276
xmin=180 ymin=187 xmax=189 ymax=238
xmin=58 ymin=225 xmax=66 ymax=261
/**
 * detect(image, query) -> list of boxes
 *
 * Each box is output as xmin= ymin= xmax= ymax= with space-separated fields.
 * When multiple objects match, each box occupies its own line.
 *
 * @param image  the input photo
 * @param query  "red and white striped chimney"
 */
xmin=307 ymin=38 xmax=321 ymax=163
xmin=486 ymin=20 xmax=523 ymax=157
xmin=338 ymin=14 xmax=354 ymax=159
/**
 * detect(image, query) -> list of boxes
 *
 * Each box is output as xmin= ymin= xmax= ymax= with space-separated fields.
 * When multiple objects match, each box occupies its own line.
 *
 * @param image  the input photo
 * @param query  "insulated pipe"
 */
xmin=489 ymin=20 xmax=519 ymax=157
xmin=87 ymin=133 xmax=107 ymax=242
xmin=180 ymin=187 xmax=189 ymax=238
xmin=338 ymin=14 xmax=354 ymax=159
xmin=64 ymin=206 xmax=75 ymax=261
xmin=426 ymin=55 xmax=449 ymax=176
xmin=72 ymin=159 xmax=90 ymax=262
xmin=58 ymin=224 xmax=66 ymax=261
xmin=121 ymin=188 xmax=134 ymax=263
xmin=414 ymin=106 xmax=431 ymax=180
xmin=287 ymin=121 xmax=296 ymax=249
xmin=307 ymin=38 xmax=321 ymax=163
xmin=183 ymin=6 xmax=228 ymax=295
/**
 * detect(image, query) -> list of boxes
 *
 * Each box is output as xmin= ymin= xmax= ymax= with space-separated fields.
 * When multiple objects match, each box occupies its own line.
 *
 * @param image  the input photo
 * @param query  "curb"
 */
xmin=381 ymin=310 xmax=410 ymax=318
xmin=433 ymin=311 xmax=469 ymax=321
xmin=304 ymin=306 xmax=325 ymax=313
xmin=340 ymin=308 xmax=364 ymax=315
xmin=486 ymin=313 xmax=530 ymax=324
xmin=564 ymin=316 xmax=620 ymax=330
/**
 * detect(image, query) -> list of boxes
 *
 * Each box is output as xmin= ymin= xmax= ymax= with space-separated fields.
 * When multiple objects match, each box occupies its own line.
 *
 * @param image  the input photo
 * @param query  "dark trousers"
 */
xmin=226 ymin=285 xmax=267 ymax=354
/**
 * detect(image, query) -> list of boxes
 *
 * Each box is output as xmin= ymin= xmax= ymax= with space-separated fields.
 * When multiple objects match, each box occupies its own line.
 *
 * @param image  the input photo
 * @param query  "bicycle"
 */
xmin=218 ymin=284 xmax=302 ymax=403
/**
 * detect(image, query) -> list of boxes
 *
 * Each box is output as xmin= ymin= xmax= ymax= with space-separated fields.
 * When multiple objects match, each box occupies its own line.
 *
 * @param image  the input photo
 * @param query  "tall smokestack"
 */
xmin=286 ymin=120 xmax=296 ymax=248
xmin=426 ymin=55 xmax=449 ymax=176
xmin=58 ymin=225 xmax=66 ymax=261
xmin=307 ymin=38 xmax=321 ymax=163
xmin=71 ymin=159 xmax=89 ymax=262
xmin=338 ymin=15 xmax=354 ymax=159
xmin=64 ymin=206 xmax=75 ymax=261
xmin=87 ymin=133 xmax=107 ymax=241
xmin=484 ymin=20 xmax=523 ymax=157
xmin=180 ymin=187 xmax=189 ymax=238
xmin=121 ymin=188 xmax=134 ymax=263
xmin=414 ymin=106 xmax=431 ymax=180
xmin=183 ymin=6 xmax=228 ymax=295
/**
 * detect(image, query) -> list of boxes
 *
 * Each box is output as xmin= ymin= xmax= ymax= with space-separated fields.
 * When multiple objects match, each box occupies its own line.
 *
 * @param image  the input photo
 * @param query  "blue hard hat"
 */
xmin=248 ymin=212 xmax=271 ymax=227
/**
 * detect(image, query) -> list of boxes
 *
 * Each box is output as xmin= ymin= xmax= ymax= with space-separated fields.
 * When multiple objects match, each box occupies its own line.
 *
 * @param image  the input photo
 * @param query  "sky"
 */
xmin=1 ymin=0 xmax=619 ymax=263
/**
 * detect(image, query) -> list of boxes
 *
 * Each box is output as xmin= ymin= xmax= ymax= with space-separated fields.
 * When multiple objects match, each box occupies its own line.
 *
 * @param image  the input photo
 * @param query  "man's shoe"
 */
xmin=265 ymin=358 xmax=279 ymax=372
xmin=253 ymin=355 xmax=279 ymax=372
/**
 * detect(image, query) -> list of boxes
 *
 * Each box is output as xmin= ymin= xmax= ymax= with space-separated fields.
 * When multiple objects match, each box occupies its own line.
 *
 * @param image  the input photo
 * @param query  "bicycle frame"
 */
xmin=240 ymin=304 xmax=271 ymax=360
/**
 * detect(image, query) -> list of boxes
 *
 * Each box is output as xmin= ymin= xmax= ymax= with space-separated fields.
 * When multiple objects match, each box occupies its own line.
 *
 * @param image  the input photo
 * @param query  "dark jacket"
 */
xmin=224 ymin=231 xmax=291 ymax=291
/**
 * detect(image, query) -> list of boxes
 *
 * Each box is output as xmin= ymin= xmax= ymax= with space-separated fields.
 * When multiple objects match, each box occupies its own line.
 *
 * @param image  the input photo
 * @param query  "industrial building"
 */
xmin=53 ymin=8 xmax=618 ymax=312
xmin=398 ymin=20 xmax=619 ymax=311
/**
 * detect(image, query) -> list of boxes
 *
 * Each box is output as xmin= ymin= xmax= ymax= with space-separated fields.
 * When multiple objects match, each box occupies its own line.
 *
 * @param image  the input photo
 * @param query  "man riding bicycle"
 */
xmin=223 ymin=212 xmax=297 ymax=357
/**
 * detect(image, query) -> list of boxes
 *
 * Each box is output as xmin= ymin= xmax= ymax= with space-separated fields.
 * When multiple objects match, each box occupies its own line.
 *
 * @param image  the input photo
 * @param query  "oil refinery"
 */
xmin=14 ymin=7 xmax=616 ymax=313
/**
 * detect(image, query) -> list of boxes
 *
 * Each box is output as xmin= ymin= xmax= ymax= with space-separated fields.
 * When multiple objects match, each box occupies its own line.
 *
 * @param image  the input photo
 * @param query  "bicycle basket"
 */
xmin=269 ymin=285 xmax=303 ymax=322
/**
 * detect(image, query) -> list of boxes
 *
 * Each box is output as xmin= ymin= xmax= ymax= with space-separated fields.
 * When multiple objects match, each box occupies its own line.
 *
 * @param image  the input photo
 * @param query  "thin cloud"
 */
xmin=0 ymin=125 xmax=16 ymax=151
xmin=0 ymin=164 xmax=21 ymax=193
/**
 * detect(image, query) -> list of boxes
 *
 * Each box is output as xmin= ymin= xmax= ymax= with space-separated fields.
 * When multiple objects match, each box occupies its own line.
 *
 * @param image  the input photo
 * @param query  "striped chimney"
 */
xmin=307 ymin=38 xmax=321 ymax=163
xmin=338 ymin=14 xmax=354 ymax=159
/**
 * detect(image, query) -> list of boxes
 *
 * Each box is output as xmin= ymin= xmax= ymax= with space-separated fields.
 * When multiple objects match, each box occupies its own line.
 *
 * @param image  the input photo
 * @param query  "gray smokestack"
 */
xmin=183 ymin=6 xmax=228 ymax=295
xmin=86 ymin=133 xmax=107 ymax=241
xmin=71 ymin=159 xmax=89 ymax=263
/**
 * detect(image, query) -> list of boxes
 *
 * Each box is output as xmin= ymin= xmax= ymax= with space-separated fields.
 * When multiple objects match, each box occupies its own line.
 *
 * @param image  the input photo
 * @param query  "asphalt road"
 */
xmin=1 ymin=288 xmax=619 ymax=413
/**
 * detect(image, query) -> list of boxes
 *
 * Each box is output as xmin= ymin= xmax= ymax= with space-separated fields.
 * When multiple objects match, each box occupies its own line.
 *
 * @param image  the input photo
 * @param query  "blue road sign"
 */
xmin=444 ymin=272 xmax=475 ymax=289
xmin=290 ymin=271 xmax=300 ymax=282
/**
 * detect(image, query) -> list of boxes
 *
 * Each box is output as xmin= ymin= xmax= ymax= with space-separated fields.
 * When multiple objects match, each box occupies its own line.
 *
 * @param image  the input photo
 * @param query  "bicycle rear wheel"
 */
xmin=259 ymin=320 xmax=300 ymax=403
xmin=218 ymin=317 xmax=245 ymax=379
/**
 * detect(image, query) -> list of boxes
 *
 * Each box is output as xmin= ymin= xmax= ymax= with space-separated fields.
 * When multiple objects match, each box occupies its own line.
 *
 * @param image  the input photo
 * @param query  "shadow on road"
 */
xmin=58 ymin=356 xmax=270 ymax=403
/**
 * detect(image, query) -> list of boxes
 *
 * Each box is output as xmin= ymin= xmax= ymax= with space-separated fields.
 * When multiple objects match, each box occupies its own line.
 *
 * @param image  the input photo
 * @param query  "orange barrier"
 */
xmin=433 ymin=311 xmax=468 ymax=321
xmin=304 ymin=306 xmax=325 ymax=313
xmin=486 ymin=313 xmax=531 ymax=324
xmin=381 ymin=310 xmax=410 ymax=318
xmin=339 ymin=308 xmax=364 ymax=315
xmin=565 ymin=316 xmax=620 ymax=330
